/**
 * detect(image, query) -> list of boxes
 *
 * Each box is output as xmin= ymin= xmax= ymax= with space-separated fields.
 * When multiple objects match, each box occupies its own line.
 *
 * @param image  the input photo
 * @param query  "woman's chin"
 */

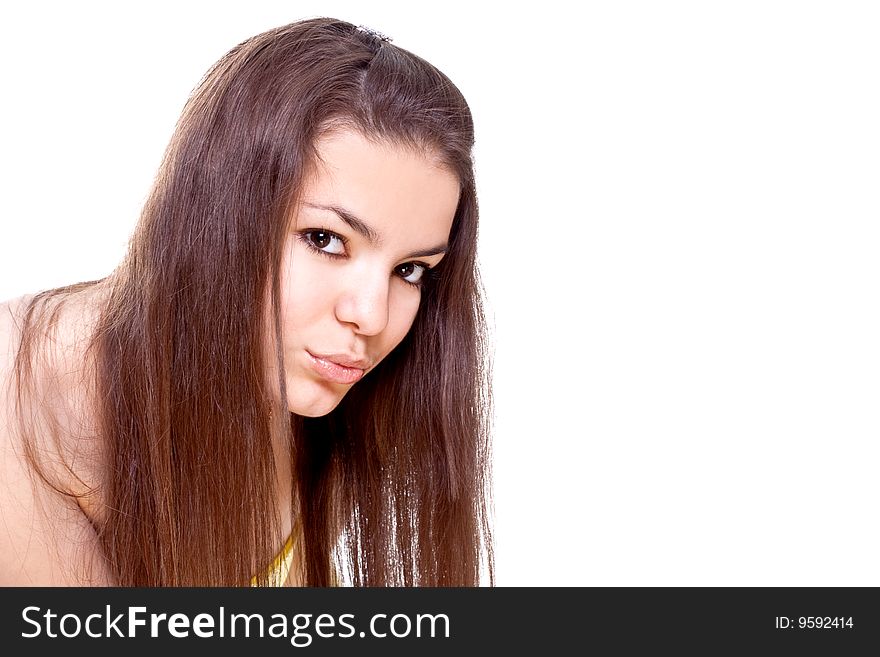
xmin=286 ymin=380 xmax=347 ymax=417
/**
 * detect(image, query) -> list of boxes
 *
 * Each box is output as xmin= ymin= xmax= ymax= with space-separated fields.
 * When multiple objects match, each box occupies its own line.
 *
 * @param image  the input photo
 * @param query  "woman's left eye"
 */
xmin=303 ymin=230 xmax=346 ymax=255
xmin=396 ymin=262 xmax=427 ymax=285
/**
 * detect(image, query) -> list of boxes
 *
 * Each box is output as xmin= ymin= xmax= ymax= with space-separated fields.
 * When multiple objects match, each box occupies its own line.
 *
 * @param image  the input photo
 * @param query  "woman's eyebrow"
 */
xmin=302 ymin=202 xmax=448 ymax=258
xmin=303 ymin=202 xmax=381 ymax=245
xmin=407 ymin=244 xmax=448 ymax=258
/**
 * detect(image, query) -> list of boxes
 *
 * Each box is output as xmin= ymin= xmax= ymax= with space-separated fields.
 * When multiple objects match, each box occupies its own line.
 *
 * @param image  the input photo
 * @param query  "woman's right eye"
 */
xmin=302 ymin=230 xmax=346 ymax=256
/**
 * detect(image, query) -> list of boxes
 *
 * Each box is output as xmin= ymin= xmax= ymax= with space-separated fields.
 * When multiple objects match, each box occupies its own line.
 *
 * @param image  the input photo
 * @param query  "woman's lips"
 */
xmin=306 ymin=351 xmax=366 ymax=385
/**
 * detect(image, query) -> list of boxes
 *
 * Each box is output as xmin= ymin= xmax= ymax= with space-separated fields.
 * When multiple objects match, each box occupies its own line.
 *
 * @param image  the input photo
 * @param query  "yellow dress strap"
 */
xmin=251 ymin=533 xmax=296 ymax=587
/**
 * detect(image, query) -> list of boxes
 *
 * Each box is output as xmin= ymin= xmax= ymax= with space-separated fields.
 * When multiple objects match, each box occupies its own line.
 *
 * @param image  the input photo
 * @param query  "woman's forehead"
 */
xmin=300 ymin=129 xmax=459 ymax=244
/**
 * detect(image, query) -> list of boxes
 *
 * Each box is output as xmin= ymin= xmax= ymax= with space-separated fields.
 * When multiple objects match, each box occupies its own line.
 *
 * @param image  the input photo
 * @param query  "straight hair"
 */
xmin=12 ymin=17 xmax=493 ymax=586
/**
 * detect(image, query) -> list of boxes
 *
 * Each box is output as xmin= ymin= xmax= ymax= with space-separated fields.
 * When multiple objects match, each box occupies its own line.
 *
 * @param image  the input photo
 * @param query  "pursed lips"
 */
xmin=306 ymin=350 xmax=370 ymax=384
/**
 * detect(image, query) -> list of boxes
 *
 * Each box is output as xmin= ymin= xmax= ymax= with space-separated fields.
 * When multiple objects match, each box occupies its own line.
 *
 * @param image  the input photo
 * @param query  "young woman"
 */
xmin=0 ymin=17 xmax=493 ymax=586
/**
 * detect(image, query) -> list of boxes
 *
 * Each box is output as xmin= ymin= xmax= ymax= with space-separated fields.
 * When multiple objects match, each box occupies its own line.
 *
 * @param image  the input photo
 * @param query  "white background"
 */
xmin=1 ymin=1 xmax=878 ymax=585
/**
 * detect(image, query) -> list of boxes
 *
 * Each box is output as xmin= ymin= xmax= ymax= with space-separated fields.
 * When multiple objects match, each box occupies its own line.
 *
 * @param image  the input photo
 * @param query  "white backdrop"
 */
xmin=1 ymin=1 xmax=878 ymax=585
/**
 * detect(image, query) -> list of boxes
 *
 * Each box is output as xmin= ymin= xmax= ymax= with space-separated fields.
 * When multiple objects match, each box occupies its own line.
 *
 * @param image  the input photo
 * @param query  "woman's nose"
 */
xmin=334 ymin=269 xmax=390 ymax=336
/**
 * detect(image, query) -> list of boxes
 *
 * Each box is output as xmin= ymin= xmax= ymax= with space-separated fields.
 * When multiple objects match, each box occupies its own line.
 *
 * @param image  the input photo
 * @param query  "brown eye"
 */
xmin=396 ymin=262 xmax=426 ymax=285
xmin=304 ymin=230 xmax=345 ymax=255
xmin=311 ymin=231 xmax=331 ymax=248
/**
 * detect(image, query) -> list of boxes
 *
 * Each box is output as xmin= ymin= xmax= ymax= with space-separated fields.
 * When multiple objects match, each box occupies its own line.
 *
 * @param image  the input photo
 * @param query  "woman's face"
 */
xmin=278 ymin=128 xmax=460 ymax=417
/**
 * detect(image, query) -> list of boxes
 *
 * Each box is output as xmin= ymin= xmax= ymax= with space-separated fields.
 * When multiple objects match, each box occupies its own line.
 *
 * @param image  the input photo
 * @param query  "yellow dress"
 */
xmin=251 ymin=533 xmax=295 ymax=587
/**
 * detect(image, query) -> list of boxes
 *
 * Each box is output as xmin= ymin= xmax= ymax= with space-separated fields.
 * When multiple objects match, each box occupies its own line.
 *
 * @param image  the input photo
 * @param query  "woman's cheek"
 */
xmin=383 ymin=291 xmax=422 ymax=351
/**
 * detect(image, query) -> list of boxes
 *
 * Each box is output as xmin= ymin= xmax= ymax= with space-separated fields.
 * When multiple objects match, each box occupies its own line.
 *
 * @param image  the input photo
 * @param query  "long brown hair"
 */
xmin=11 ymin=17 xmax=492 ymax=586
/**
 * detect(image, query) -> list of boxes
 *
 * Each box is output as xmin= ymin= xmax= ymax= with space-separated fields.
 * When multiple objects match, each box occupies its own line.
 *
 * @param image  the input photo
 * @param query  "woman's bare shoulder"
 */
xmin=0 ymin=293 xmax=112 ymax=585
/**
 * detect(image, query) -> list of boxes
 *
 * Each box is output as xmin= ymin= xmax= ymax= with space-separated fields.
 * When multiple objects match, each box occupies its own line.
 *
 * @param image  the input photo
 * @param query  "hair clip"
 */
xmin=355 ymin=25 xmax=392 ymax=43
